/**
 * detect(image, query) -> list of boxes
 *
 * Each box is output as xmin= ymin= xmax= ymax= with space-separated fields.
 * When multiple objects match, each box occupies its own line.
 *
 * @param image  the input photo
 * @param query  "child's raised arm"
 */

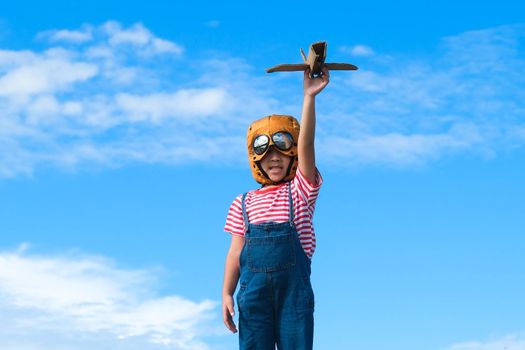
xmin=298 ymin=67 xmax=330 ymax=184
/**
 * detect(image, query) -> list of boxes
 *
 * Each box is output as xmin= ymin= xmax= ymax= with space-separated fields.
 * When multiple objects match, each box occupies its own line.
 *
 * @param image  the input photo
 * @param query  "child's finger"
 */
xmin=227 ymin=302 xmax=237 ymax=332
xmin=222 ymin=303 xmax=238 ymax=333
xmin=224 ymin=313 xmax=236 ymax=332
xmin=304 ymin=68 xmax=311 ymax=79
xmin=225 ymin=314 xmax=238 ymax=333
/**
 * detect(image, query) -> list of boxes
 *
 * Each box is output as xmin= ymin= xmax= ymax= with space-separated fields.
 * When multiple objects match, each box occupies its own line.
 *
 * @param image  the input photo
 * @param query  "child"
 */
xmin=222 ymin=67 xmax=330 ymax=350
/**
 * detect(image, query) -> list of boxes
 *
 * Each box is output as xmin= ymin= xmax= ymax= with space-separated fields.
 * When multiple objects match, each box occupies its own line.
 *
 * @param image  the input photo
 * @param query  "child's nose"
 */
xmin=268 ymin=148 xmax=281 ymax=159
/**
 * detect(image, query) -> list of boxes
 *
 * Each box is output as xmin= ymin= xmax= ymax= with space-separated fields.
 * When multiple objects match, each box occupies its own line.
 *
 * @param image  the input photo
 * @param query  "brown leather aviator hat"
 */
xmin=247 ymin=114 xmax=300 ymax=185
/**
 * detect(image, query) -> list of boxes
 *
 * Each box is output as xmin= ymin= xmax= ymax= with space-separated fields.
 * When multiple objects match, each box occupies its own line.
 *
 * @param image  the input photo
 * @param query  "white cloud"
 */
xmin=0 ymin=57 xmax=98 ymax=96
xmin=324 ymin=24 xmax=525 ymax=166
xmin=319 ymin=123 xmax=485 ymax=166
xmin=41 ymin=28 xmax=94 ymax=43
xmin=0 ymin=137 xmax=35 ymax=177
xmin=0 ymin=21 xmax=248 ymax=178
xmin=0 ymin=49 xmax=37 ymax=65
xmin=0 ymin=246 xmax=218 ymax=349
xmin=341 ymin=44 xmax=375 ymax=57
xmin=445 ymin=333 xmax=525 ymax=350
xmin=62 ymin=101 xmax=83 ymax=115
xmin=115 ymin=88 xmax=230 ymax=122
xmin=102 ymin=21 xmax=183 ymax=55
xmin=104 ymin=21 xmax=151 ymax=46
xmin=152 ymin=37 xmax=184 ymax=54
xmin=440 ymin=24 xmax=524 ymax=74
xmin=1 ymin=21 xmax=525 ymax=178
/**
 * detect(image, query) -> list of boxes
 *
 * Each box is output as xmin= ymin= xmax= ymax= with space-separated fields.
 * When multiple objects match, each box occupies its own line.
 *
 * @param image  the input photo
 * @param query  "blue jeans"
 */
xmin=237 ymin=184 xmax=314 ymax=349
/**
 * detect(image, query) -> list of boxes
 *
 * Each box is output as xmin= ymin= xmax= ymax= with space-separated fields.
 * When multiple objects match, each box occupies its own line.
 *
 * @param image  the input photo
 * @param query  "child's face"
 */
xmin=259 ymin=148 xmax=292 ymax=184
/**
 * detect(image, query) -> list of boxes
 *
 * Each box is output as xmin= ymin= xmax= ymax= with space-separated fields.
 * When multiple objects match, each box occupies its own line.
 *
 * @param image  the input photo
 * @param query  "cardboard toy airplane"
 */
xmin=266 ymin=41 xmax=358 ymax=77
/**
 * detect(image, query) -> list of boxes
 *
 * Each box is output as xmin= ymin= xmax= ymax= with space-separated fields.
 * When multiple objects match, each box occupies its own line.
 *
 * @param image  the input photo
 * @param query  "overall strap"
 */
xmin=241 ymin=192 xmax=249 ymax=231
xmin=288 ymin=182 xmax=295 ymax=225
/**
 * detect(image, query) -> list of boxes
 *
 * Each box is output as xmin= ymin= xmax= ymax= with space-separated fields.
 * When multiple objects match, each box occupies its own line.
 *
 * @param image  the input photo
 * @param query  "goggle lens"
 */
xmin=253 ymin=135 xmax=270 ymax=155
xmin=253 ymin=132 xmax=294 ymax=155
xmin=272 ymin=132 xmax=293 ymax=151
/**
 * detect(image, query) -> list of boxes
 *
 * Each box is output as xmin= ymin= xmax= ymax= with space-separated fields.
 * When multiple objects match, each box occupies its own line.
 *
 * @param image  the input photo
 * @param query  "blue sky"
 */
xmin=0 ymin=1 xmax=524 ymax=349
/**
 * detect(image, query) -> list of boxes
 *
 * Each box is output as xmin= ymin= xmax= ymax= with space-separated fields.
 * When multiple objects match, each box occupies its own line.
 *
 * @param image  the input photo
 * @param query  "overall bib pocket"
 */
xmin=246 ymin=233 xmax=296 ymax=272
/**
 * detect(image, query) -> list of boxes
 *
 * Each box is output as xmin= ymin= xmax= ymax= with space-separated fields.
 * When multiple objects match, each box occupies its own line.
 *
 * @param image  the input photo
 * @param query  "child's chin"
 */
xmin=269 ymin=175 xmax=285 ymax=182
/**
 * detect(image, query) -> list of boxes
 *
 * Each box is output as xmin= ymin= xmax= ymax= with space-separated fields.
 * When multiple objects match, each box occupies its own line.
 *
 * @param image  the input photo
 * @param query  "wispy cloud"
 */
xmin=102 ymin=21 xmax=183 ymax=55
xmin=205 ymin=20 xmax=220 ymax=28
xmin=318 ymin=123 xmax=485 ymax=167
xmin=323 ymin=24 xmax=525 ymax=167
xmin=445 ymin=332 xmax=525 ymax=350
xmin=0 ymin=22 xmax=524 ymax=178
xmin=0 ymin=51 xmax=98 ymax=96
xmin=340 ymin=44 xmax=375 ymax=57
xmin=0 ymin=21 xmax=263 ymax=178
xmin=115 ymin=88 xmax=232 ymax=122
xmin=38 ymin=26 xmax=94 ymax=43
xmin=0 ymin=245 xmax=217 ymax=349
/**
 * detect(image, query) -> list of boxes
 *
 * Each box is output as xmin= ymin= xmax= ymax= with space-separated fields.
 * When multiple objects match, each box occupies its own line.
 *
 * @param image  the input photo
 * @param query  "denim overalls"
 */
xmin=237 ymin=182 xmax=314 ymax=350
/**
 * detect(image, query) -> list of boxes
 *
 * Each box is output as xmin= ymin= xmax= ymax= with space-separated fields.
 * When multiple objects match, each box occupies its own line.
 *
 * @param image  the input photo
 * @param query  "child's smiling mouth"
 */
xmin=268 ymin=165 xmax=283 ymax=173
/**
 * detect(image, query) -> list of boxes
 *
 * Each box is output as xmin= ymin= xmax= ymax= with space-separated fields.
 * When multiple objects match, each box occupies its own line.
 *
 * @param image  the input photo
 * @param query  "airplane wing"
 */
xmin=266 ymin=64 xmax=309 ymax=73
xmin=267 ymin=63 xmax=358 ymax=73
xmin=325 ymin=63 xmax=358 ymax=71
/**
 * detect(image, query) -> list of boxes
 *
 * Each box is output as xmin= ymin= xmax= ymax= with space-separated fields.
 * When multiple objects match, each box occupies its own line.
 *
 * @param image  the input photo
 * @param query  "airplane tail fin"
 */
xmin=300 ymin=48 xmax=307 ymax=63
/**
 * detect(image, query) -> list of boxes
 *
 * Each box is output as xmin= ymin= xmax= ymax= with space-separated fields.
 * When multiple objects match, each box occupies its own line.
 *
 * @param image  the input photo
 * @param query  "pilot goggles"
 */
xmin=253 ymin=131 xmax=294 ymax=155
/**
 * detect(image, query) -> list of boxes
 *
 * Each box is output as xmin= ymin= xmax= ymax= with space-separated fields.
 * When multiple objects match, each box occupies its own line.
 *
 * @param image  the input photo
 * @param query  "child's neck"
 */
xmin=258 ymin=182 xmax=284 ymax=192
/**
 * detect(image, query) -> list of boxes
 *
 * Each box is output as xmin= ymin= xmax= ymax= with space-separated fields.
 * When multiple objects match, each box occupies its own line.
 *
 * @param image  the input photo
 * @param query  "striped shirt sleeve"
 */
xmin=224 ymin=194 xmax=246 ymax=236
xmin=293 ymin=167 xmax=323 ymax=208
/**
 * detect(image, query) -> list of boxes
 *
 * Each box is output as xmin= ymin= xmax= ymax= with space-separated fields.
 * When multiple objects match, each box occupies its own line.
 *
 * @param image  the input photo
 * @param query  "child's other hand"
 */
xmin=222 ymin=294 xmax=238 ymax=333
xmin=304 ymin=67 xmax=330 ymax=97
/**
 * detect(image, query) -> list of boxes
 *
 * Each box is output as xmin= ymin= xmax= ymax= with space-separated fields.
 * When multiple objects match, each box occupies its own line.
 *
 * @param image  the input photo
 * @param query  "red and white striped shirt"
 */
xmin=224 ymin=168 xmax=323 ymax=258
